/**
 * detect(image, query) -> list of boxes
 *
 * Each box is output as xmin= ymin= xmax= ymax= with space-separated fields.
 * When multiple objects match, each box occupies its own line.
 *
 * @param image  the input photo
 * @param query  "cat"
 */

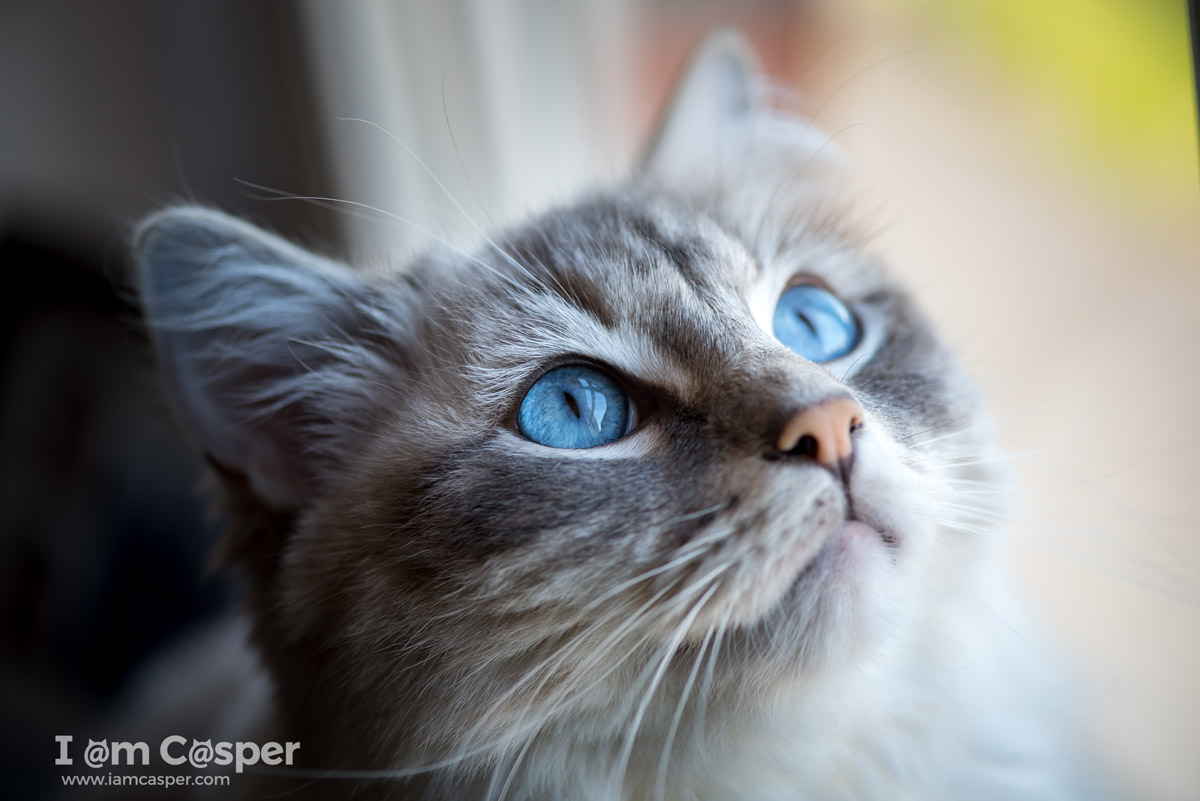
xmin=132 ymin=31 xmax=1103 ymax=801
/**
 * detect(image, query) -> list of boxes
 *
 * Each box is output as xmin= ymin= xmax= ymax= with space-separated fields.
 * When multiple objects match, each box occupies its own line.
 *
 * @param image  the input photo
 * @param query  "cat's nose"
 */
xmin=775 ymin=396 xmax=863 ymax=478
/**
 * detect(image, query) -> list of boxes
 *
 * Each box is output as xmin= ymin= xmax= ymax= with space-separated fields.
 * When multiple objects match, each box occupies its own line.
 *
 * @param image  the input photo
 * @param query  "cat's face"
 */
xmin=135 ymin=35 xmax=999 ymax=781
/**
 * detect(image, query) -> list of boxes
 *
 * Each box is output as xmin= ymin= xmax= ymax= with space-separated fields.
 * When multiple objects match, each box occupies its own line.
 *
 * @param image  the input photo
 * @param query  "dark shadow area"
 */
xmin=0 ymin=3 xmax=343 ymax=797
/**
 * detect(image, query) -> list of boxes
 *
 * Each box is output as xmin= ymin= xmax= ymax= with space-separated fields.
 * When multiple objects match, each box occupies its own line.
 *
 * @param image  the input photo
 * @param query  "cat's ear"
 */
xmin=135 ymin=207 xmax=392 ymax=511
xmin=641 ymin=30 xmax=839 ymax=187
xmin=641 ymin=30 xmax=761 ymax=183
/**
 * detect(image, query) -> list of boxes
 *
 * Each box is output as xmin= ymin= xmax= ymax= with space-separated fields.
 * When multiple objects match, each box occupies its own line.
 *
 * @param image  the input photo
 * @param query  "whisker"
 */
xmin=655 ymin=621 xmax=718 ymax=801
xmin=613 ymin=578 xmax=724 ymax=796
xmin=334 ymin=117 xmax=562 ymax=297
xmin=234 ymin=179 xmax=542 ymax=300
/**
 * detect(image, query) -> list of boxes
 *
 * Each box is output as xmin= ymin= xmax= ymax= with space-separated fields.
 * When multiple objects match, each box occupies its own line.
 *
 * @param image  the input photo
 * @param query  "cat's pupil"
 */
xmin=564 ymin=391 xmax=581 ymax=419
xmin=794 ymin=310 xmax=818 ymax=336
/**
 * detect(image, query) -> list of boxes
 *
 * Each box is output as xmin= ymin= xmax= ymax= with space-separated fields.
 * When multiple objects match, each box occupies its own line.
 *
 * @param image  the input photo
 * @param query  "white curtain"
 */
xmin=300 ymin=0 xmax=636 ymax=258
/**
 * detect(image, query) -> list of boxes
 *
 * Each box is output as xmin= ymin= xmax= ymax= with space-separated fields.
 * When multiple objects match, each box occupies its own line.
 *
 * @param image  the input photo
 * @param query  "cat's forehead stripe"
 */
xmin=626 ymin=209 xmax=724 ymax=290
xmin=501 ymin=226 xmax=620 ymax=329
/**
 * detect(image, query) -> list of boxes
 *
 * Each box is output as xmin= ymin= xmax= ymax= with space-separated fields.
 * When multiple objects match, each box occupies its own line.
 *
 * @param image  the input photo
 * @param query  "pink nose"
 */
xmin=776 ymin=396 xmax=862 ymax=469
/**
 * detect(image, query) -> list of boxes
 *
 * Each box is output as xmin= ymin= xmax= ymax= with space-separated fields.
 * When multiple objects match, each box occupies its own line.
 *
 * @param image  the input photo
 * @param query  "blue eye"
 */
xmin=518 ymin=365 xmax=632 ymax=449
xmin=772 ymin=284 xmax=860 ymax=362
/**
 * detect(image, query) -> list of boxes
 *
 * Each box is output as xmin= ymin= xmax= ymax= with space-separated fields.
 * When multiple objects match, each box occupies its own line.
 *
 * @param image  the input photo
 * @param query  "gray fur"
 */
xmin=133 ymin=33 xmax=1100 ymax=801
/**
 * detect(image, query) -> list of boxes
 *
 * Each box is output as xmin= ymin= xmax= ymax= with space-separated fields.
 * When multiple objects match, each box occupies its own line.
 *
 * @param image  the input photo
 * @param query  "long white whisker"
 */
xmin=334 ymin=117 xmax=564 ymax=297
xmin=695 ymin=604 xmax=734 ymax=744
xmin=235 ymin=180 xmax=543 ymax=300
xmin=655 ymin=621 xmax=718 ymax=801
xmin=613 ymin=578 xmax=723 ymax=797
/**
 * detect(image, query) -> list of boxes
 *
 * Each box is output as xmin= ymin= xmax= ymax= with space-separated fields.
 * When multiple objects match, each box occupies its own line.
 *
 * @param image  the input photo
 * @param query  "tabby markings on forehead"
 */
xmin=625 ymin=209 xmax=744 ymax=291
xmin=470 ymin=295 xmax=694 ymax=407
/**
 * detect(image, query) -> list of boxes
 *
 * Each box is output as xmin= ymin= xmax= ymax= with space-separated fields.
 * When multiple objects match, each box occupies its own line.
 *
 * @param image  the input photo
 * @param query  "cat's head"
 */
xmin=135 ymin=32 xmax=1002 ymax=787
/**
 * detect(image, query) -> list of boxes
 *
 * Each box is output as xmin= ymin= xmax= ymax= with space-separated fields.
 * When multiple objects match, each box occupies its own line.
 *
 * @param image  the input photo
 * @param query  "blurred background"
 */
xmin=1 ymin=0 xmax=1196 ymax=798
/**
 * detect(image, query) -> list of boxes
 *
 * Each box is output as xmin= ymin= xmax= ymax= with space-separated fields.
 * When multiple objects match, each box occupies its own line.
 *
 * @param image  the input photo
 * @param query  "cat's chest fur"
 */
xmin=132 ymin=32 xmax=1099 ymax=801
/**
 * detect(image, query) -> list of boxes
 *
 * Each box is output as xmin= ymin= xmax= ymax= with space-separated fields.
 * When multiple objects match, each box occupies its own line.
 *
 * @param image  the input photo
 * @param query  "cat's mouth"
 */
xmin=844 ymin=494 xmax=898 ymax=547
xmin=836 ymin=518 xmax=897 ymax=547
xmin=790 ymin=510 xmax=899 ymax=586
xmin=740 ymin=514 xmax=899 ymax=631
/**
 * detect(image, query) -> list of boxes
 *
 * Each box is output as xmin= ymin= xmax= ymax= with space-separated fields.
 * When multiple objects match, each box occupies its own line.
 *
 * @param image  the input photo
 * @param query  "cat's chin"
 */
xmin=766 ymin=516 xmax=898 ymax=640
